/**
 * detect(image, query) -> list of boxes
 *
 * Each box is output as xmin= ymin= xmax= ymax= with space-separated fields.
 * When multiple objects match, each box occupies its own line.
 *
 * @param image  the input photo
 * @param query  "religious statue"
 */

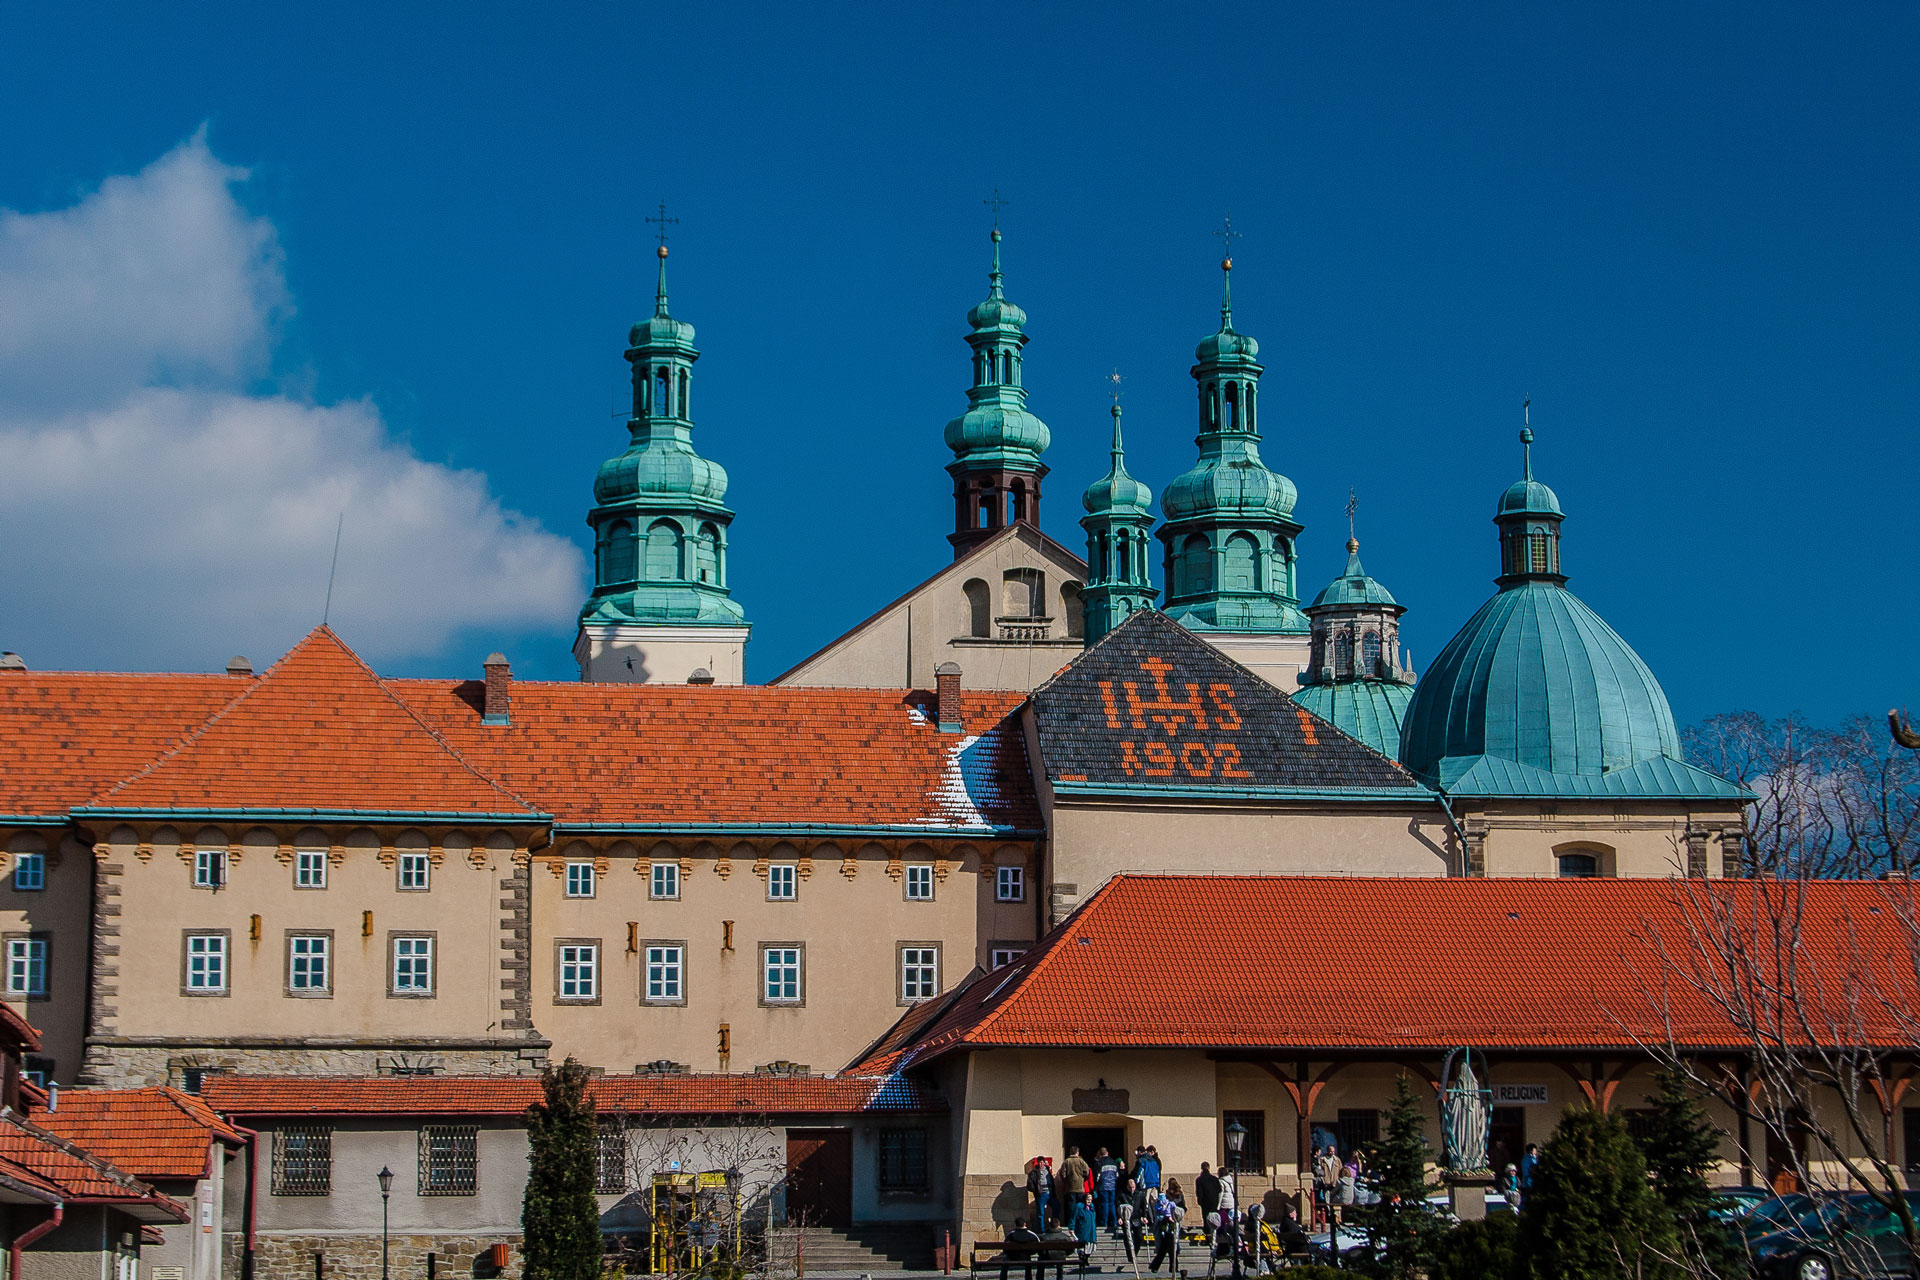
xmin=1892 ymin=710 xmax=1920 ymax=751
xmin=1438 ymin=1047 xmax=1492 ymax=1174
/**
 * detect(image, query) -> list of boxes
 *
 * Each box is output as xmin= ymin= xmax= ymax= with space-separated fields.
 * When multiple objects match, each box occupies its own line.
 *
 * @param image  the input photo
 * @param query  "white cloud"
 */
xmin=0 ymin=133 xmax=585 ymax=672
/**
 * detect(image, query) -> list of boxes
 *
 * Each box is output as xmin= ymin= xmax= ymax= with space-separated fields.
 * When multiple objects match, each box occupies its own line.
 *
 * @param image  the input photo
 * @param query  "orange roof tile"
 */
xmin=0 ymin=673 xmax=248 ymax=817
xmin=396 ymin=680 xmax=1037 ymax=830
xmin=865 ymin=875 xmax=1920 ymax=1062
xmin=0 ymin=1113 xmax=189 ymax=1221
xmin=89 ymin=628 xmax=539 ymax=818
xmin=32 ymin=1088 xmax=243 ymax=1180
xmin=202 ymin=1072 xmax=943 ymax=1116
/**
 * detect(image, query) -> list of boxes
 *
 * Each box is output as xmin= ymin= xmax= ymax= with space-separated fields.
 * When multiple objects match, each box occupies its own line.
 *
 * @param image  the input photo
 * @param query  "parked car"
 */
xmin=1748 ymin=1191 xmax=1920 ymax=1280
xmin=1711 ymin=1186 xmax=1777 ymax=1222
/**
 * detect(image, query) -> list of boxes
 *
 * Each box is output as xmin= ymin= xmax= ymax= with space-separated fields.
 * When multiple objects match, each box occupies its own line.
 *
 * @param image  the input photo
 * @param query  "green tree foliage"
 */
xmin=1428 ymin=1211 xmax=1519 ymax=1280
xmin=1636 ymin=1068 xmax=1741 ymax=1278
xmin=522 ymin=1057 xmax=603 ymax=1280
xmin=1353 ymin=1073 xmax=1447 ymax=1277
xmin=1517 ymin=1107 xmax=1680 ymax=1280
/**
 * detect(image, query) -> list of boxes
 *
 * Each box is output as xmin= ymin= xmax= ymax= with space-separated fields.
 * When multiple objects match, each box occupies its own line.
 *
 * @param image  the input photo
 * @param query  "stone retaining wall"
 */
xmin=243 ymin=1232 xmax=522 ymax=1280
xmin=79 ymin=1042 xmax=547 ymax=1089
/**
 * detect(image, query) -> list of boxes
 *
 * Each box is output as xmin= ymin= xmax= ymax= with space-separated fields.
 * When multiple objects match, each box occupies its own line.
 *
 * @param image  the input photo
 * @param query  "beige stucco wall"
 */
xmin=531 ymin=838 xmax=1038 ymax=1074
xmin=1 ymin=827 xmax=92 ymax=1082
xmin=773 ymin=528 xmax=1087 ymax=691
xmin=1466 ymin=800 xmax=1745 ymax=878
xmin=26 ymin=1205 xmax=155 ymax=1280
xmin=85 ymin=824 xmax=531 ymax=1086
xmin=147 ymin=1161 xmax=230 ymax=1280
xmin=1198 ymin=633 xmax=1312 ymax=694
xmin=574 ymin=624 xmax=750 ymax=686
xmin=1047 ymin=801 xmax=1451 ymax=917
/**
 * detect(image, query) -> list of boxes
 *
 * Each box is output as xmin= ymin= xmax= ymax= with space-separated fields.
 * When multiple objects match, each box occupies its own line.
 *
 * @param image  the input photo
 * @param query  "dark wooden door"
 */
xmin=787 ymin=1129 xmax=852 ymax=1228
xmin=1488 ymin=1108 xmax=1527 ymax=1178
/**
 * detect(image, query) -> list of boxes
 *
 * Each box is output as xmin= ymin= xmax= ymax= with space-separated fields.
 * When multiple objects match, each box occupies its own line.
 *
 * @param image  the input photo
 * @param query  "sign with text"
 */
xmin=1493 ymin=1084 xmax=1550 ymax=1104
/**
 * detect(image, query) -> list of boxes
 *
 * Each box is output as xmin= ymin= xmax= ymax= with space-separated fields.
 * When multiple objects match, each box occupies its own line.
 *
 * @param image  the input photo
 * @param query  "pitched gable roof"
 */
xmin=32 ymin=1088 xmax=243 ymax=1180
xmin=85 ymin=628 xmax=539 ymax=819
xmin=0 ymin=673 xmax=250 ymax=818
xmin=0 ymin=1112 xmax=188 ymax=1221
xmin=1030 ymin=611 xmax=1421 ymax=797
xmin=201 ymin=1073 xmax=944 ymax=1116
xmin=398 ymin=682 xmax=1038 ymax=831
xmin=768 ymin=524 xmax=1088 ymax=686
xmin=863 ymin=874 xmax=1920 ymax=1063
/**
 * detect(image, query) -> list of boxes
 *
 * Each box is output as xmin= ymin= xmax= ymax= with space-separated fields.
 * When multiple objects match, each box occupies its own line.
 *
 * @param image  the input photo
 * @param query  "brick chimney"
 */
xmin=482 ymin=653 xmax=512 ymax=726
xmin=934 ymin=662 xmax=963 ymax=733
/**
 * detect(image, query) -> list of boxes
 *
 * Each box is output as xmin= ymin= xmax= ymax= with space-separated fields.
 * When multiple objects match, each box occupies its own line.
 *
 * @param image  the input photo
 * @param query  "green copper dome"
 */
xmin=593 ymin=445 xmax=728 ymax=505
xmin=1400 ymin=431 xmax=1680 ymax=785
xmin=943 ymin=229 xmax=1050 ymax=468
xmin=1082 ymin=403 xmax=1153 ymax=515
xmin=1496 ymin=427 xmax=1563 ymax=516
xmin=1310 ymin=540 xmax=1399 ymax=609
xmin=1294 ymin=679 xmax=1415 ymax=760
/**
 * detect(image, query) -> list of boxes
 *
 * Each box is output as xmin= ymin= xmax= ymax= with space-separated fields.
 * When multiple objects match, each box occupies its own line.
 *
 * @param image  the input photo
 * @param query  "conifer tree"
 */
xmin=1517 ymin=1106 xmax=1681 ymax=1280
xmin=1636 ymin=1068 xmax=1741 ymax=1278
xmin=522 ymin=1057 xmax=603 ymax=1280
xmin=1354 ymin=1073 xmax=1445 ymax=1278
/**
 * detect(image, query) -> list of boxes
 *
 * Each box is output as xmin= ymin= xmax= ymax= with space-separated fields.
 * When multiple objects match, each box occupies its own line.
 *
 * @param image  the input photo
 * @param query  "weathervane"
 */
xmin=1106 ymin=367 xmax=1125 ymax=407
xmin=646 ymin=200 xmax=679 ymax=251
xmin=1213 ymin=215 xmax=1242 ymax=267
xmin=984 ymin=188 xmax=1010 ymax=231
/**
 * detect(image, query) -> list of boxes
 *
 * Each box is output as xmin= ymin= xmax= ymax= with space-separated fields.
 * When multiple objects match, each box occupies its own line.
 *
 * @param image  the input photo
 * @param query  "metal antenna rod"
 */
xmin=322 ymin=512 xmax=344 ymax=626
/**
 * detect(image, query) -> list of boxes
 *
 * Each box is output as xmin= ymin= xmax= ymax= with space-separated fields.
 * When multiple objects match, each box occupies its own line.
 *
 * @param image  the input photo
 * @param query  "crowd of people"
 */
xmin=1010 ymin=1146 xmax=1312 ymax=1275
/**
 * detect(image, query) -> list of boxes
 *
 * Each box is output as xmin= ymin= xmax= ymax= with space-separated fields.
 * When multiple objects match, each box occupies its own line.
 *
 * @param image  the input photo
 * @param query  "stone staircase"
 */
xmin=766 ymin=1224 xmax=943 ymax=1274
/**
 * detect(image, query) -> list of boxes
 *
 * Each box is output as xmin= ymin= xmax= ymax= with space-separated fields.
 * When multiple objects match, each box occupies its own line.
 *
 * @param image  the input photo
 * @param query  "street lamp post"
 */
xmin=378 ymin=1166 xmax=394 ymax=1280
xmin=1224 ymin=1118 xmax=1247 ymax=1173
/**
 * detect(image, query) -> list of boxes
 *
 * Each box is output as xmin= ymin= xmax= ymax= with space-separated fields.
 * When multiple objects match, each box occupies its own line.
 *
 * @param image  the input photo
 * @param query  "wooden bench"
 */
xmin=967 ymin=1237 xmax=1088 ymax=1280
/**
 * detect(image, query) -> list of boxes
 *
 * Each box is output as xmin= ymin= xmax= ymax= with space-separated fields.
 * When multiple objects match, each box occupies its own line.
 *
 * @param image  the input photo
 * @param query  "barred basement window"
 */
xmin=877 ymin=1128 xmax=928 ymax=1192
xmin=595 ymin=1122 xmax=627 ymax=1192
xmin=272 ymin=1126 xmax=333 ymax=1195
xmin=419 ymin=1125 xmax=478 ymax=1195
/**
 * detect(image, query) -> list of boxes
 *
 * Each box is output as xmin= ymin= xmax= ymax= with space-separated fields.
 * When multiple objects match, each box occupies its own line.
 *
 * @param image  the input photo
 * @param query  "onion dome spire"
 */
xmin=1080 ymin=371 xmax=1157 ymax=644
xmin=1158 ymin=221 xmax=1306 ymax=635
xmin=1296 ymin=492 xmax=1415 ymax=758
xmin=945 ymin=204 xmax=1052 ymax=558
xmin=578 ymin=214 xmax=748 ymax=641
xmin=1495 ymin=404 xmax=1566 ymax=584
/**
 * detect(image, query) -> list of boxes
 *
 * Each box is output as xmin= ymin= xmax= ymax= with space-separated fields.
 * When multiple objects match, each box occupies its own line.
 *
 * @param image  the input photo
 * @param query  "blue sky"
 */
xmin=1 ymin=3 xmax=1914 ymax=727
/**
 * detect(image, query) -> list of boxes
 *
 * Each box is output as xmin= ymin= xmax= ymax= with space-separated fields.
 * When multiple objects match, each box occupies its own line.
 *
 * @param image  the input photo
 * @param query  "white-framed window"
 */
xmin=990 ymin=947 xmax=1025 ymax=969
xmin=762 ymin=946 xmax=802 ymax=1003
xmin=5 ymin=938 xmax=47 ymax=998
xmin=566 ymin=863 xmax=596 ymax=898
xmin=392 ymin=936 xmax=434 ymax=994
xmin=559 ymin=944 xmax=598 ymax=1000
xmin=900 ymin=946 xmax=938 ymax=1002
xmin=996 ymin=865 xmax=1025 ymax=903
xmin=767 ymin=864 xmax=796 ymax=901
xmin=905 ymin=864 xmax=934 ymax=901
xmin=295 ymin=850 xmax=327 ymax=889
xmin=193 ymin=848 xmax=226 ymax=889
xmin=651 ymin=862 xmax=680 ymax=900
xmin=11 ymin=853 xmax=44 ymax=892
xmin=399 ymin=853 xmax=431 ymax=891
xmin=644 ymin=945 xmax=683 ymax=1002
xmin=288 ymin=935 xmax=330 ymax=994
xmin=185 ymin=933 xmax=227 ymax=992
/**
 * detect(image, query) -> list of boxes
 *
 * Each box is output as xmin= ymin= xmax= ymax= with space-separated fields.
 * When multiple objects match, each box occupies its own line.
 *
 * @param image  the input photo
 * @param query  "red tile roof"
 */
xmin=2 ymin=626 xmax=1036 ymax=832
xmin=32 ymin=1088 xmax=244 ymax=1180
xmin=0 ymin=1113 xmax=189 ymax=1221
xmin=0 ymin=673 xmax=248 ymax=817
xmin=860 ymin=875 xmax=1920 ymax=1062
xmin=201 ymin=1072 xmax=944 ymax=1116
xmin=393 ymin=681 xmax=1036 ymax=830
xmin=90 ymin=629 xmax=537 ymax=818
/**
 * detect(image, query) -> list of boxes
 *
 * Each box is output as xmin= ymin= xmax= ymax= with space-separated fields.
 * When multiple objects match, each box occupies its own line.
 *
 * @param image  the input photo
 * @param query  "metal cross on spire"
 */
xmin=646 ymin=200 xmax=679 ymax=250
xmin=984 ymin=189 xmax=1010 ymax=231
xmin=1106 ymin=367 xmax=1126 ymax=407
xmin=1213 ymin=215 xmax=1242 ymax=267
xmin=1347 ymin=487 xmax=1358 ymax=540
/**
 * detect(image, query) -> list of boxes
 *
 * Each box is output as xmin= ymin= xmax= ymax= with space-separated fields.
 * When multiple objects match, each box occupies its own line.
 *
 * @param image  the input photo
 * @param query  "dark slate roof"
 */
xmin=1029 ymin=611 xmax=1423 ymax=797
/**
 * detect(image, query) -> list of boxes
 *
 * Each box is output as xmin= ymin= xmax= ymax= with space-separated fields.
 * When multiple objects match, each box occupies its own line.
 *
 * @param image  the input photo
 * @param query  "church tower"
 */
xmin=574 ymin=235 xmax=751 ymax=685
xmin=1156 ymin=237 xmax=1311 ymax=687
xmin=1079 ymin=393 xmax=1156 ymax=645
xmin=1293 ymin=533 xmax=1417 ymax=758
xmin=945 ymin=227 xmax=1051 ymax=558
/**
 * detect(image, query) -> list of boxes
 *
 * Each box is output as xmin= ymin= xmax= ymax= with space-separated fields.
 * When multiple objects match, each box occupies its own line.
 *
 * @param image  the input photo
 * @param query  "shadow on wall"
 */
xmin=991 ymin=1181 xmax=1030 ymax=1230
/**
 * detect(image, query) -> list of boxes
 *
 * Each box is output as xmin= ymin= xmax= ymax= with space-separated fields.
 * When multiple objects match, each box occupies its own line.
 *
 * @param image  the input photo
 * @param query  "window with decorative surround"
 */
xmin=899 ymin=945 xmax=938 ymax=1002
xmin=762 ymin=946 xmax=802 ymax=1004
xmin=392 ymin=936 xmax=434 ymax=995
xmin=272 ymin=1126 xmax=333 ymax=1195
xmin=558 ymin=943 xmax=598 ymax=1001
xmin=418 ymin=1125 xmax=478 ymax=1195
xmin=288 ymin=934 xmax=330 ymax=995
xmin=644 ymin=945 xmax=684 ymax=1003
xmin=5 ymin=937 xmax=47 ymax=998
xmin=184 ymin=933 xmax=227 ymax=993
